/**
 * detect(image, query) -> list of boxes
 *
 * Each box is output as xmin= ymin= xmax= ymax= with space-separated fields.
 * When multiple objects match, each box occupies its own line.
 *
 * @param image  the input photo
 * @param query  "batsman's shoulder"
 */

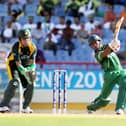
xmin=12 ymin=41 xmax=19 ymax=47
xmin=29 ymin=42 xmax=37 ymax=51
xmin=11 ymin=41 xmax=20 ymax=51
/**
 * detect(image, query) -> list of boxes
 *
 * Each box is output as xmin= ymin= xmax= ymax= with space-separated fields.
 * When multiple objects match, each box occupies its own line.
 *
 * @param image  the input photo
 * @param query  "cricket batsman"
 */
xmin=87 ymin=34 xmax=126 ymax=115
xmin=0 ymin=29 xmax=37 ymax=113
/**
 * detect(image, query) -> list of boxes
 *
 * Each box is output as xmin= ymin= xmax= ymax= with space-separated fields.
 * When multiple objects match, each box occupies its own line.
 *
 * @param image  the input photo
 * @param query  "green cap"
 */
xmin=88 ymin=34 xmax=101 ymax=45
xmin=18 ymin=29 xmax=31 ymax=39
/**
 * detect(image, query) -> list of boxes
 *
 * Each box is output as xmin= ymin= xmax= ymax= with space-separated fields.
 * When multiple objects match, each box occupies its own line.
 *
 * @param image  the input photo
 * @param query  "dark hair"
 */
xmin=66 ymin=20 xmax=72 ymax=25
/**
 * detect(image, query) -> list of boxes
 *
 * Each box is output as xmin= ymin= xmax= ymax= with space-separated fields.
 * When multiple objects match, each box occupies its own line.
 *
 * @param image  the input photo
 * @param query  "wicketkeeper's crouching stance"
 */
xmin=87 ymin=34 xmax=126 ymax=115
xmin=0 ymin=29 xmax=37 ymax=113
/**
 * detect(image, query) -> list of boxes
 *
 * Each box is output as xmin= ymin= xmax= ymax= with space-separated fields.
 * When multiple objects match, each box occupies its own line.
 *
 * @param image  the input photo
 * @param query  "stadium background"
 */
xmin=0 ymin=0 xmax=126 ymax=112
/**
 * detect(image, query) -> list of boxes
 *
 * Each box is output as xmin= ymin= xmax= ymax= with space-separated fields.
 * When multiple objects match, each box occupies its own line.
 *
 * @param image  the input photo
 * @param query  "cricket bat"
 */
xmin=113 ymin=16 xmax=124 ymax=41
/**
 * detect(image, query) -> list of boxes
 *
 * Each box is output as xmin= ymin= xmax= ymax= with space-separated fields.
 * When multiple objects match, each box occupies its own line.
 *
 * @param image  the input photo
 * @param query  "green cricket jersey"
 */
xmin=95 ymin=45 xmax=122 ymax=72
xmin=7 ymin=41 xmax=37 ymax=67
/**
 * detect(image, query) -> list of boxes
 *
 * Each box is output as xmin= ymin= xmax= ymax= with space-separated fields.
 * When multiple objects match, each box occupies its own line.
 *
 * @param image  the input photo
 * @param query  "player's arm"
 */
xmin=16 ymin=61 xmax=36 ymax=84
xmin=16 ymin=61 xmax=27 ymax=74
xmin=27 ymin=45 xmax=37 ymax=71
xmin=16 ymin=59 xmax=36 ymax=84
xmin=27 ymin=60 xmax=36 ymax=71
xmin=26 ymin=48 xmax=37 ymax=84
xmin=10 ymin=44 xmax=25 ymax=74
xmin=11 ymin=43 xmax=28 ymax=75
xmin=101 ymin=46 xmax=113 ymax=58
xmin=101 ymin=39 xmax=120 ymax=58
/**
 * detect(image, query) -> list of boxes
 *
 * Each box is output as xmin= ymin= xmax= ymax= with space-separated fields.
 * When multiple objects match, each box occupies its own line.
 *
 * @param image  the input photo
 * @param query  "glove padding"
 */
xmin=108 ymin=39 xmax=120 ymax=52
xmin=24 ymin=71 xmax=36 ymax=84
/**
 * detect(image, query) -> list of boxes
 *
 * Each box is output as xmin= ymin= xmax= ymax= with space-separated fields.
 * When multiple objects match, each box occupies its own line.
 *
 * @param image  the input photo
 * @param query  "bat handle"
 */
xmin=113 ymin=36 xmax=118 ymax=41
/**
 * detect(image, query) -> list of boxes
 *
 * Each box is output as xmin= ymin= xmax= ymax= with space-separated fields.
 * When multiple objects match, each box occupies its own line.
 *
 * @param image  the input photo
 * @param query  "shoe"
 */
xmin=87 ymin=105 xmax=95 ymax=114
xmin=87 ymin=109 xmax=95 ymax=114
xmin=0 ymin=106 xmax=10 ymax=113
xmin=22 ymin=107 xmax=33 ymax=113
xmin=115 ymin=109 xmax=124 ymax=115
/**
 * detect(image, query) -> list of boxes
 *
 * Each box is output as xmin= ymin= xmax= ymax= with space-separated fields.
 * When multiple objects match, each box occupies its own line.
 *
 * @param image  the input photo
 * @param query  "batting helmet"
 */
xmin=18 ymin=29 xmax=31 ymax=39
xmin=88 ymin=34 xmax=102 ymax=45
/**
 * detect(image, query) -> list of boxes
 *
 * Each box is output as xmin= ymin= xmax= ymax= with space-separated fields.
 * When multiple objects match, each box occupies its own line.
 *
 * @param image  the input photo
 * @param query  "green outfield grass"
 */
xmin=0 ymin=113 xmax=126 ymax=126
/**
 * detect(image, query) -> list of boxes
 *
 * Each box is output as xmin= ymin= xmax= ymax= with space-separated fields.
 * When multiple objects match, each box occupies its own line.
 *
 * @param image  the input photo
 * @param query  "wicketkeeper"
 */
xmin=0 ymin=29 xmax=37 ymax=113
xmin=87 ymin=34 xmax=126 ymax=115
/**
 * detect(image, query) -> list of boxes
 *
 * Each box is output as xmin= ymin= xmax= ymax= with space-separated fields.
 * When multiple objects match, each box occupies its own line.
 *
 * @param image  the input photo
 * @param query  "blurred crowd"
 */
xmin=0 ymin=0 xmax=126 ymax=69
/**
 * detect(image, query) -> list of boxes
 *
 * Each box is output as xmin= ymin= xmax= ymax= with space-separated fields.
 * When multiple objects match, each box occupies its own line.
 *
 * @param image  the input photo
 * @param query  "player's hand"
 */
xmin=24 ymin=70 xmax=36 ymax=84
xmin=19 ymin=67 xmax=28 ymax=76
xmin=18 ymin=65 xmax=36 ymax=84
xmin=108 ymin=39 xmax=120 ymax=52
xmin=26 ymin=71 xmax=36 ymax=84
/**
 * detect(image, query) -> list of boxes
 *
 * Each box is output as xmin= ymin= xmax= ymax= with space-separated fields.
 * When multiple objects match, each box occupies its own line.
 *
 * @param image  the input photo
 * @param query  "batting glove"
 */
xmin=108 ymin=39 xmax=120 ymax=52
